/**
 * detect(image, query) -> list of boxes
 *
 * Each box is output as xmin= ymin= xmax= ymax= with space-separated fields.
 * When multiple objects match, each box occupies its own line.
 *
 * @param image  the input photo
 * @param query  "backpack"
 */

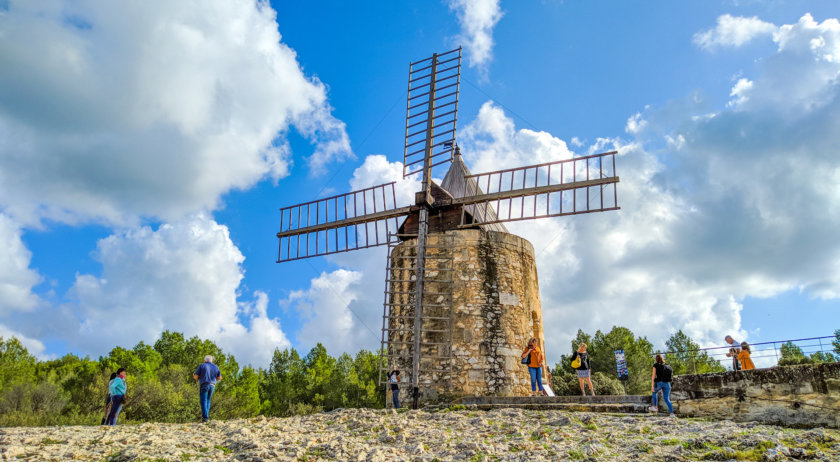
xmin=659 ymin=364 xmax=673 ymax=382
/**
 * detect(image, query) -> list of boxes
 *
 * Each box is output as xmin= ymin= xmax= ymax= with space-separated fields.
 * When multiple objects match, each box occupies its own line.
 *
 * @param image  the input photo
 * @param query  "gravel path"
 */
xmin=2 ymin=407 xmax=839 ymax=461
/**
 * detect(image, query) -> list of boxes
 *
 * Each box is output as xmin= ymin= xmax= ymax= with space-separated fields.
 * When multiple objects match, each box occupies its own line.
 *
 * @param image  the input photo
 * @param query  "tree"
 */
xmin=664 ymin=330 xmax=724 ymax=375
xmin=778 ymin=341 xmax=810 ymax=366
xmin=0 ymin=337 xmax=36 ymax=391
xmin=261 ymin=348 xmax=307 ymax=416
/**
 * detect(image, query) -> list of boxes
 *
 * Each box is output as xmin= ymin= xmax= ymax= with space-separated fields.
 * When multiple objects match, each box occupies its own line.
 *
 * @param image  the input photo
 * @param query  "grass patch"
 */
xmin=660 ymin=438 xmax=680 ymax=446
xmin=40 ymin=438 xmax=65 ymax=445
xmin=567 ymin=449 xmax=585 ymax=460
xmin=729 ymin=440 xmax=775 ymax=461
xmin=214 ymin=445 xmax=232 ymax=454
xmin=583 ymin=422 xmax=598 ymax=431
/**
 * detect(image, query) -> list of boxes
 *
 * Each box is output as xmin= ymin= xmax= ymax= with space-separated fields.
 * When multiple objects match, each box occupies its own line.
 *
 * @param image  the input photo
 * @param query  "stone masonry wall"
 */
xmin=670 ymin=362 xmax=840 ymax=428
xmin=387 ymin=229 xmax=544 ymax=404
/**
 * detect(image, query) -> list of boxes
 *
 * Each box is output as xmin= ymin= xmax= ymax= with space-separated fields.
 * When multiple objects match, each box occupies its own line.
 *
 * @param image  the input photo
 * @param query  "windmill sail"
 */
xmin=453 ymin=150 xmax=620 ymax=226
xmin=277 ymin=182 xmax=410 ymax=262
xmin=403 ymin=47 xmax=461 ymax=178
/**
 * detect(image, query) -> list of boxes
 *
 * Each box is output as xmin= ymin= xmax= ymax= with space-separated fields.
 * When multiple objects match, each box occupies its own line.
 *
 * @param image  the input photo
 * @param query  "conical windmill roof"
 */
xmin=440 ymin=152 xmax=509 ymax=233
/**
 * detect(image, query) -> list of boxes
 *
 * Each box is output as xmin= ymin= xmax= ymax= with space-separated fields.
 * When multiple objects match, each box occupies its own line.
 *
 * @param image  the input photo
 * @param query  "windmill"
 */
xmin=277 ymin=47 xmax=620 ymax=408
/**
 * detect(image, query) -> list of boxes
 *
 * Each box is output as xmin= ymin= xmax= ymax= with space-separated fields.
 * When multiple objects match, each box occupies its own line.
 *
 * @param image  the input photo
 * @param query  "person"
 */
xmin=105 ymin=368 xmax=126 ymax=426
xmin=521 ymin=337 xmax=547 ymax=396
xmin=724 ymin=335 xmax=741 ymax=371
xmin=738 ymin=342 xmax=756 ymax=370
xmin=571 ymin=343 xmax=595 ymax=396
xmin=101 ymin=372 xmax=118 ymax=425
xmin=387 ymin=368 xmax=401 ymax=408
xmin=648 ymin=354 xmax=675 ymax=417
xmin=193 ymin=355 xmax=222 ymax=422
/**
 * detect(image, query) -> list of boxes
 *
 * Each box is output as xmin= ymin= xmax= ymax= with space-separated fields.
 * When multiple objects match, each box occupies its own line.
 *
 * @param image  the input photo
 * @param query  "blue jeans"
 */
xmin=652 ymin=381 xmax=673 ymax=413
xmin=391 ymin=387 xmax=400 ymax=409
xmin=528 ymin=367 xmax=544 ymax=392
xmin=106 ymin=395 xmax=124 ymax=425
xmin=199 ymin=383 xmax=215 ymax=421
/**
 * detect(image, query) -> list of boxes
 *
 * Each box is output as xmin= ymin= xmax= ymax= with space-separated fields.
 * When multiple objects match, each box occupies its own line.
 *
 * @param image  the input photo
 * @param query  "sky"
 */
xmin=1 ymin=0 xmax=839 ymax=369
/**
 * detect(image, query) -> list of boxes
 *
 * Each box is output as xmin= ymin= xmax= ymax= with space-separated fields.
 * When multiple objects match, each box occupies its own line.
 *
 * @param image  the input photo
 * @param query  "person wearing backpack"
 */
xmin=648 ymin=354 xmax=675 ymax=417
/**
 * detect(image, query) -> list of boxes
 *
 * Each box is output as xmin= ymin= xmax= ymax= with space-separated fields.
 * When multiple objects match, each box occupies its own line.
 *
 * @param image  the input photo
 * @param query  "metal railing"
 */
xmin=654 ymin=335 xmax=838 ymax=373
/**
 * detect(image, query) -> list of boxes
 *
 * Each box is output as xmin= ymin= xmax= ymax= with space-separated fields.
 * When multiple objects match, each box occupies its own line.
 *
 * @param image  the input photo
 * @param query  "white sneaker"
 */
xmin=669 ymin=413 xmax=676 ymax=418
xmin=648 ymin=406 xmax=658 ymax=412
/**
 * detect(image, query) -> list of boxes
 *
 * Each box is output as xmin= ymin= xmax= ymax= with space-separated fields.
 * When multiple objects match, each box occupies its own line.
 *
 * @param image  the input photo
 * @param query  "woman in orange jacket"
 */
xmin=521 ymin=338 xmax=546 ymax=396
xmin=738 ymin=342 xmax=756 ymax=370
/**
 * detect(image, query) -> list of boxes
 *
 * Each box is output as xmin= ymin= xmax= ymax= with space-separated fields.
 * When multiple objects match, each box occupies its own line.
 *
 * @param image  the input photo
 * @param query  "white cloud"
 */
xmin=0 ymin=0 xmax=352 ymax=227
xmin=459 ymin=101 xmax=574 ymax=174
xmin=279 ymin=155 xmax=421 ymax=356
xmin=0 ymin=214 xmax=43 ymax=314
xmin=447 ymin=0 xmax=504 ymax=74
xmin=694 ymin=14 xmax=777 ymax=50
xmin=0 ymin=324 xmax=47 ymax=359
xmin=52 ymin=214 xmax=290 ymax=367
xmin=625 ymin=112 xmax=648 ymax=134
xmin=284 ymin=269 xmax=367 ymax=354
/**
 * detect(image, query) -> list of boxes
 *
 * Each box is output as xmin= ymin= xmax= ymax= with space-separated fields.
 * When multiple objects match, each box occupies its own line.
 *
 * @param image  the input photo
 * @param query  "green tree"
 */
xmin=261 ymin=348 xmax=307 ymax=416
xmin=778 ymin=341 xmax=811 ymax=366
xmin=664 ymin=330 xmax=724 ymax=375
xmin=0 ymin=337 xmax=36 ymax=391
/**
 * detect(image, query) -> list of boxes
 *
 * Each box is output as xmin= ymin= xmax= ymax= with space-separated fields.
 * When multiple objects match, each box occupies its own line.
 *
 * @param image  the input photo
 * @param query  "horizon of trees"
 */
xmin=1 ymin=328 xmax=838 ymax=426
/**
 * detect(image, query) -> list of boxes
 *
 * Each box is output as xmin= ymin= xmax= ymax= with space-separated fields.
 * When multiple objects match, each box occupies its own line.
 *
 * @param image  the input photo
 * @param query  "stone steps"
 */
xmin=446 ymin=395 xmax=654 ymax=413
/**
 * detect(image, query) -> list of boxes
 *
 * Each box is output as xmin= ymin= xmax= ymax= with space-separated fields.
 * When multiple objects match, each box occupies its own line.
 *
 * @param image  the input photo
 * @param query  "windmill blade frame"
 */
xmin=276 ymin=182 xmax=411 ymax=262
xmin=403 ymin=47 xmax=461 ymax=179
xmin=454 ymin=150 xmax=620 ymax=226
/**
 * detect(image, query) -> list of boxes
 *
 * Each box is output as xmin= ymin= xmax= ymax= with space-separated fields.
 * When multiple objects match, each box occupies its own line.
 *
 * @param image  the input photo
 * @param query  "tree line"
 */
xmin=1 ymin=328 xmax=837 ymax=426
xmin=549 ymin=327 xmax=840 ymax=396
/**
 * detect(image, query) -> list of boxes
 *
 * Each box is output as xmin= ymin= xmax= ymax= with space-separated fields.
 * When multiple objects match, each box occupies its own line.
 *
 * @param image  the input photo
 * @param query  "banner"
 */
xmin=614 ymin=349 xmax=629 ymax=381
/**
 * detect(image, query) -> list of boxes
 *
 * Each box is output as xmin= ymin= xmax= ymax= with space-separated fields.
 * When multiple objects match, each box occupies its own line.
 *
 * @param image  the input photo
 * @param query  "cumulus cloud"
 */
xmin=0 ymin=0 xmax=352 ymax=227
xmin=280 ymin=155 xmax=422 ymax=355
xmin=50 ymin=214 xmax=290 ymax=367
xmin=0 ymin=213 xmax=48 ymax=357
xmin=459 ymin=101 xmax=575 ymax=174
xmin=447 ymin=13 xmax=840 ymax=361
xmin=0 ymin=214 xmax=43 ymax=314
xmin=693 ymin=14 xmax=777 ymax=50
xmin=447 ymin=0 xmax=504 ymax=74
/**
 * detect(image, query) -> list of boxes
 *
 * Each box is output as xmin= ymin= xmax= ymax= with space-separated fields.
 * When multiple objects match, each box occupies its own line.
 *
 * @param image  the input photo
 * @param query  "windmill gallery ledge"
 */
xmin=275 ymin=48 xmax=620 ymax=407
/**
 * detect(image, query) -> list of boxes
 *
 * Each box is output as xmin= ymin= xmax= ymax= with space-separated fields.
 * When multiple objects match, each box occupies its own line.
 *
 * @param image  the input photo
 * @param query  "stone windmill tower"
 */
xmin=277 ymin=48 xmax=620 ymax=407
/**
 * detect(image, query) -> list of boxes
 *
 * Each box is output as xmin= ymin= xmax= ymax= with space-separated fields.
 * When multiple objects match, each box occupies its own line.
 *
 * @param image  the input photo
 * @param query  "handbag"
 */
xmin=571 ymin=355 xmax=581 ymax=369
xmin=521 ymin=353 xmax=530 ymax=365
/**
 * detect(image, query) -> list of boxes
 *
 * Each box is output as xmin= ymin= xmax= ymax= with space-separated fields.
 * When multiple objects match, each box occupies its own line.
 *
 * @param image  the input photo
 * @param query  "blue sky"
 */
xmin=1 ymin=0 xmax=839 ymax=367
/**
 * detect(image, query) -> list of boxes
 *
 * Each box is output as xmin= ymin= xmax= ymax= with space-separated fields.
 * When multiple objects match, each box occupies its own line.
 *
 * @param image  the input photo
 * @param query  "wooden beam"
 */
xmin=276 ymin=206 xmax=412 ymax=239
xmin=451 ymin=176 xmax=620 ymax=206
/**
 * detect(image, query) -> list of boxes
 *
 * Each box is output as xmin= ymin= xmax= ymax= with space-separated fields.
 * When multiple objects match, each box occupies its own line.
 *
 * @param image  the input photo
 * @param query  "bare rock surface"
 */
xmin=2 ymin=408 xmax=840 ymax=461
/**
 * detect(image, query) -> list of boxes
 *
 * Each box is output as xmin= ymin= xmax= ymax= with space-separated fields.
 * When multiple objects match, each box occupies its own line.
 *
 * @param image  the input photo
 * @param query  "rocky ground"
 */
xmin=2 ymin=407 xmax=839 ymax=461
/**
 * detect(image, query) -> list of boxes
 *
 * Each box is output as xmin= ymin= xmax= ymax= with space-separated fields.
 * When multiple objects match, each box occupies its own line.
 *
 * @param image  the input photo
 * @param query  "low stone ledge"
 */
xmin=670 ymin=362 xmax=840 ymax=428
xmin=459 ymin=395 xmax=651 ymax=405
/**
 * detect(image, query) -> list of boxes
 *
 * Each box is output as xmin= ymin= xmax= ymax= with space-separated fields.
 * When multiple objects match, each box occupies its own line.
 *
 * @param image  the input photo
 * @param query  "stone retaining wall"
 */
xmin=670 ymin=362 xmax=840 ymax=428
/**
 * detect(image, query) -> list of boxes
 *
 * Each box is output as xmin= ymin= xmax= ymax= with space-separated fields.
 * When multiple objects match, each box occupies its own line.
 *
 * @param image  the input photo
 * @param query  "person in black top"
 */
xmin=649 ymin=354 xmax=675 ymax=417
xmin=571 ymin=343 xmax=595 ymax=396
xmin=386 ymin=369 xmax=400 ymax=409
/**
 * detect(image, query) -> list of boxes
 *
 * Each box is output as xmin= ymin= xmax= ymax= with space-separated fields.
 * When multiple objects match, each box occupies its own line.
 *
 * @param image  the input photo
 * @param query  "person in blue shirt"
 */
xmin=193 ymin=355 xmax=222 ymax=422
xmin=105 ymin=368 xmax=127 ymax=426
